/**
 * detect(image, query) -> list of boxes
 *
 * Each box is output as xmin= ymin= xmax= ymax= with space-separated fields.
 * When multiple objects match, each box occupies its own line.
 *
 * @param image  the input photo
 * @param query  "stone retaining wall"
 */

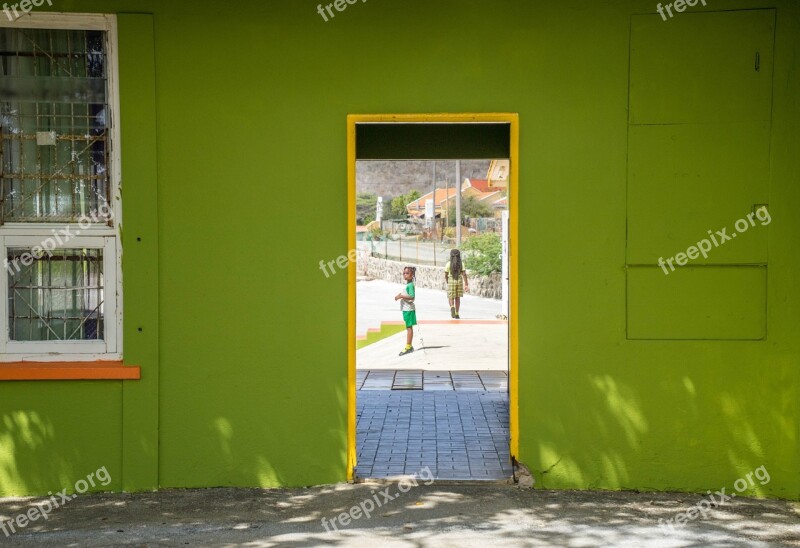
xmin=357 ymin=252 xmax=502 ymax=299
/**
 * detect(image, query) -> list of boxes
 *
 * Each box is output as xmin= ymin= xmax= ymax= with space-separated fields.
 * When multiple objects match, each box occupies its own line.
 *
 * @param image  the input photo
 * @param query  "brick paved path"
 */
xmin=355 ymin=391 xmax=512 ymax=480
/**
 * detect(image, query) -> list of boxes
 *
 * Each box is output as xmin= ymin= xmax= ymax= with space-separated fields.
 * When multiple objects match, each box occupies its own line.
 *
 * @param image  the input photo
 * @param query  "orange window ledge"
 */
xmin=0 ymin=361 xmax=141 ymax=381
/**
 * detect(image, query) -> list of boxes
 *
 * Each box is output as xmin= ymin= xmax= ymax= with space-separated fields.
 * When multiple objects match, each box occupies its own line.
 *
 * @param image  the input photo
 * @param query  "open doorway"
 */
xmin=347 ymin=115 xmax=519 ymax=481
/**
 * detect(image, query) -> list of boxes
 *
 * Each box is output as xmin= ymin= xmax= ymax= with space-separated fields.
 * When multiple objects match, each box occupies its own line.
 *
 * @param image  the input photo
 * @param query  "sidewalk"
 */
xmin=357 ymin=278 xmax=502 ymax=336
xmin=357 ymin=279 xmax=507 ymax=371
xmin=357 ymin=322 xmax=508 ymax=371
xmin=2 ymin=485 xmax=798 ymax=546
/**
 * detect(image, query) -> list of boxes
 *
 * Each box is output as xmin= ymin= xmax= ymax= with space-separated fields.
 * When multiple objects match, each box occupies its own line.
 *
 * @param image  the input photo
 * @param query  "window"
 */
xmin=0 ymin=15 xmax=121 ymax=361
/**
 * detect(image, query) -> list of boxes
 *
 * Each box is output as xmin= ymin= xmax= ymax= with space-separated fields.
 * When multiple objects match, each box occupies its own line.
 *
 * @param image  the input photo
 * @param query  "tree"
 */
xmin=389 ymin=190 xmax=421 ymax=219
xmin=356 ymin=192 xmax=378 ymax=225
xmin=462 ymin=232 xmax=502 ymax=276
xmin=447 ymin=195 xmax=493 ymax=226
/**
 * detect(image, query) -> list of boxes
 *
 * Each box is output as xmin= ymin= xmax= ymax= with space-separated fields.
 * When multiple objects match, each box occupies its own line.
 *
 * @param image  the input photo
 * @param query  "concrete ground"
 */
xmin=1 ymin=485 xmax=798 ymax=546
xmin=357 ymin=278 xmax=502 ymax=336
xmin=358 ymin=322 xmax=508 ymax=371
xmin=358 ymin=278 xmax=507 ymax=371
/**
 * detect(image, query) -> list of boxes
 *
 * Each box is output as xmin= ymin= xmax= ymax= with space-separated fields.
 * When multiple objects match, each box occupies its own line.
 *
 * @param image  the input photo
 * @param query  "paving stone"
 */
xmin=356 ymin=391 xmax=510 ymax=481
xmin=359 ymin=370 xmax=511 ymax=392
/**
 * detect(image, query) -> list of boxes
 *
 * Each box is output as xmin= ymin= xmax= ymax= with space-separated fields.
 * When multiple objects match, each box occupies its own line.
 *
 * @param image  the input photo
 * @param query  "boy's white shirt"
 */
xmin=400 ymin=282 xmax=416 ymax=311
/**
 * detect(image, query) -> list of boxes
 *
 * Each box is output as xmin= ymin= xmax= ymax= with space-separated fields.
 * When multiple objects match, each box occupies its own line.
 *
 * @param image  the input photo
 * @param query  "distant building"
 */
xmin=405 ymin=188 xmax=459 ymax=218
xmin=436 ymin=179 xmax=509 ymax=219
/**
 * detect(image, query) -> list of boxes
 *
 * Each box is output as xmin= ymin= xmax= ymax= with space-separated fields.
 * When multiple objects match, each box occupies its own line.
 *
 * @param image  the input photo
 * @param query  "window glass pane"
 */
xmin=0 ymin=28 xmax=110 ymax=223
xmin=6 ymin=247 xmax=104 ymax=341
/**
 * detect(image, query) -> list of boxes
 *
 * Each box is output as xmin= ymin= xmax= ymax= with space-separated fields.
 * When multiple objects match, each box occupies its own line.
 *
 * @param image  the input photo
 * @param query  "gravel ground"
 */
xmin=2 ymin=484 xmax=799 ymax=547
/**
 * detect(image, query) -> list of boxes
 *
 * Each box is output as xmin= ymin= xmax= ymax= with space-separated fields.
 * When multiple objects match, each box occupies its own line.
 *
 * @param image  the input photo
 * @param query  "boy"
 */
xmin=395 ymin=266 xmax=416 ymax=356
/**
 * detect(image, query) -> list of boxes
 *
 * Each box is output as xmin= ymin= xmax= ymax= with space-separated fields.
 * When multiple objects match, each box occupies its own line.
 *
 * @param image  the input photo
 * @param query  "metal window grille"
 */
xmin=0 ymin=27 xmax=110 ymax=224
xmin=7 ymin=247 xmax=104 ymax=341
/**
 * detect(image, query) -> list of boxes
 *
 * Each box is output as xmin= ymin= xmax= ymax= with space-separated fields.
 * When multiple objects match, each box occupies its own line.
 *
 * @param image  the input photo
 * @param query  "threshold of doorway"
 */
xmin=358 ymin=369 xmax=508 ymax=391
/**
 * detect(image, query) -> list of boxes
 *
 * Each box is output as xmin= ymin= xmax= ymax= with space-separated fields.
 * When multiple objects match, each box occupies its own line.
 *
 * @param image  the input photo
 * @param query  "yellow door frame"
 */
xmin=346 ymin=113 xmax=519 ymax=480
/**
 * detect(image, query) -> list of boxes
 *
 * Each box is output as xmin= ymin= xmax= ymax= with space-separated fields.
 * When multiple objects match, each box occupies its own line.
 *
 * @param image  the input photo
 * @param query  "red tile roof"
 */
xmin=463 ymin=179 xmax=492 ymax=193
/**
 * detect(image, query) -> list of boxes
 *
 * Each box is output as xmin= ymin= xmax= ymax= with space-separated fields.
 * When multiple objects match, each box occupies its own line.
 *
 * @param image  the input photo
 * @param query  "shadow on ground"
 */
xmin=1 ymin=484 xmax=799 ymax=546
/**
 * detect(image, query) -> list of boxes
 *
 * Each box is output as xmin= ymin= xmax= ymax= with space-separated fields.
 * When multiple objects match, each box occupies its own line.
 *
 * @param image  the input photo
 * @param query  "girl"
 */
xmin=445 ymin=249 xmax=469 ymax=318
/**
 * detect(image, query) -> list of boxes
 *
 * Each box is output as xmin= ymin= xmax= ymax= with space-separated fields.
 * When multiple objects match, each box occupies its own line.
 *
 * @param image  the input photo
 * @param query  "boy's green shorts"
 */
xmin=402 ymin=311 xmax=417 ymax=328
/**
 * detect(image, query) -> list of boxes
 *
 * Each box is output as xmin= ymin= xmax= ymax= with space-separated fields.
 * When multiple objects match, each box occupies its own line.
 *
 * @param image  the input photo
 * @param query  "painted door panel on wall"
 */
xmin=627 ymin=266 xmax=767 ymax=340
xmin=629 ymin=10 xmax=775 ymax=124
xmin=627 ymin=122 xmax=770 ymax=265
xmin=626 ymin=9 xmax=774 ymax=340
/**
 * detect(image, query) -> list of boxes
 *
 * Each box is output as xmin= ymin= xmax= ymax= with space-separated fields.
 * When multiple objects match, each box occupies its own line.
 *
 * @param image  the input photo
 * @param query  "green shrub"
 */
xmin=368 ymin=225 xmax=385 ymax=240
xmin=356 ymin=192 xmax=378 ymax=225
xmin=389 ymin=190 xmax=421 ymax=219
xmin=462 ymin=233 xmax=502 ymax=276
xmin=447 ymin=196 xmax=493 ymax=226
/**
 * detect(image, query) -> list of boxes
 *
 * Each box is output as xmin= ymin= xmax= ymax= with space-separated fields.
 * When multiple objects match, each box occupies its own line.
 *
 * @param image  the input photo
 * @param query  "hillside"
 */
xmin=356 ymin=160 xmax=492 ymax=199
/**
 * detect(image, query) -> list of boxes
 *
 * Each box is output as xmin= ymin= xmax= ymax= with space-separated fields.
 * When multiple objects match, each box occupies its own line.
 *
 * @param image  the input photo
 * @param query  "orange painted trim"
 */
xmin=0 ymin=361 xmax=141 ymax=381
xmin=418 ymin=319 xmax=508 ymax=325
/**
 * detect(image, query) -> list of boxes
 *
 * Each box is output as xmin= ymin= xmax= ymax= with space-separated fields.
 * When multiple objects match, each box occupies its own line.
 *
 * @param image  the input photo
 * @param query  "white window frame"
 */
xmin=0 ymin=13 xmax=122 ymax=362
xmin=0 ymin=235 xmax=117 ymax=355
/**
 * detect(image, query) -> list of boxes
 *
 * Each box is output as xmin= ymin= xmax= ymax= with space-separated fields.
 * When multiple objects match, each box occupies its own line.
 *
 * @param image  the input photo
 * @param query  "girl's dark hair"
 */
xmin=449 ymin=249 xmax=463 ymax=278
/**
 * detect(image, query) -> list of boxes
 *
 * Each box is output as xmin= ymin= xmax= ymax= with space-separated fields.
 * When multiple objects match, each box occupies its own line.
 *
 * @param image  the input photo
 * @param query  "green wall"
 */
xmin=0 ymin=0 xmax=797 ymax=499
